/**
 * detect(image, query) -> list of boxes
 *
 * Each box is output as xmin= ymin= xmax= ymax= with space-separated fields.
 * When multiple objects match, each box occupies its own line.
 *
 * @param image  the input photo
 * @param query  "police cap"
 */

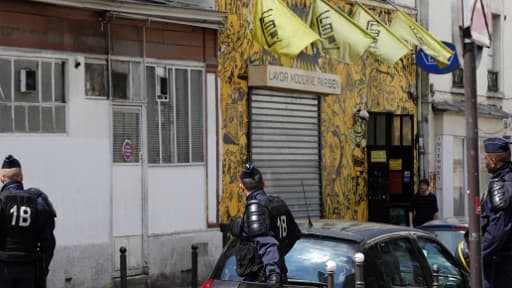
xmin=240 ymin=163 xmax=262 ymax=181
xmin=2 ymin=154 xmax=21 ymax=169
xmin=484 ymin=137 xmax=510 ymax=153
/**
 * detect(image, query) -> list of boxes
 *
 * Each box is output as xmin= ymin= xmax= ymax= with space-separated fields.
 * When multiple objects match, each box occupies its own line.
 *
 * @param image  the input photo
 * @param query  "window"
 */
xmin=84 ymin=59 xmax=143 ymax=100
xmin=368 ymin=114 xmax=413 ymax=147
xmin=487 ymin=70 xmax=498 ymax=92
xmin=0 ymin=57 xmax=66 ymax=133
xmin=373 ymin=238 xmax=426 ymax=287
xmin=417 ymin=238 xmax=466 ymax=288
xmin=85 ymin=61 xmax=108 ymax=97
xmin=487 ymin=14 xmax=500 ymax=93
xmin=453 ymin=137 xmax=466 ymax=216
xmin=452 ymin=68 xmax=464 ymax=88
xmin=147 ymin=66 xmax=204 ymax=164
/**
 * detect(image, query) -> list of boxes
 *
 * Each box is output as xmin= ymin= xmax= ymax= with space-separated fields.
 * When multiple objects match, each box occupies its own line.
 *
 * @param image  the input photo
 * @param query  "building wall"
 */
xmin=0 ymin=51 xmax=113 ymax=287
xmin=426 ymin=0 xmax=511 ymax=217
xmin=218 ymin=0 xmax=417 ymax=222
xmin=502 ymin=0 xmax=512 ymax=114
xmin=0 ymin=1 xmax=222 ymax=287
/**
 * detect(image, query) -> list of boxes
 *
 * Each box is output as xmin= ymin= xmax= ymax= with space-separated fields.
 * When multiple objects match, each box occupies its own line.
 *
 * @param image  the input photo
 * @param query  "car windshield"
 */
xmin=218 ymin=236 xmax=359 ymax=287
xmin=285 ymin=237 xmax=358 ymax=287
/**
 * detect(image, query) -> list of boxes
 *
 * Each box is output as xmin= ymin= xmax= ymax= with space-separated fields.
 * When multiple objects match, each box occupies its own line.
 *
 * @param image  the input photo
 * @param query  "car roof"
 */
xmin=298 ymin=220 xmax=431 ymax=243
xmin=418 ymin=216 xmax=468 ymax=228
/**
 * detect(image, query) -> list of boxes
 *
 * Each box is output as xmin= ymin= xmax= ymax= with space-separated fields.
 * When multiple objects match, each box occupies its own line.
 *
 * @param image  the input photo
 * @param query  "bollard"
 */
xmin=354 ymin=252 xmax=365 ymax=288
xmin=432 ymin=264 xmax=441 ymax=288
xmin=119 ymin=246 xmax=127 ymax=288
xmin=191 ymin=245 xmax=198 ymax=288
xmin=326 ymin=260 xmax=336 ymax=288
xmin=219 ymin=223 xmax=230 ymax=247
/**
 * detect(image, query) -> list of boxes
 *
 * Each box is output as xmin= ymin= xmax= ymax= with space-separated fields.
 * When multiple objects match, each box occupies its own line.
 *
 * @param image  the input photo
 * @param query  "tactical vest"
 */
xmin=483 ymin=172 xmax=512 ymax=255
xmin=260 ymin=196 xmax=301 ymax=256
xmin=0 ymin=189 xmax=39 ymax=261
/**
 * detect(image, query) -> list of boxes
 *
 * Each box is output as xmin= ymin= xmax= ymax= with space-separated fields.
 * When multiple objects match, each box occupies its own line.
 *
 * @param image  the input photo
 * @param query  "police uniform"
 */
xmin=233 ymin=164 xmax=301 ymax=287
xmin=481 ymin=138 xmax=512 ymax=288
xmin=0 ymin=155 xmax=56 ymax=288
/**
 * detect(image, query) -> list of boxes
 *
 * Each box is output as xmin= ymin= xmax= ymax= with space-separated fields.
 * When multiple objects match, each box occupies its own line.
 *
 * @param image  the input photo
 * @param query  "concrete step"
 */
xmin=112 ymin=275 xmax=148 ymax=288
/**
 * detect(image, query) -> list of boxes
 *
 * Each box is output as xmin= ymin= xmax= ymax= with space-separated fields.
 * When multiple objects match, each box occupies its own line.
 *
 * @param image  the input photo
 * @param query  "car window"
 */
xmin=417 ymin=237 xmax=466 ymax=288
xmin=372 ymin=238 xmax=427 ymax=287
xmin=363 ymin=244 xmax=390 ymax=288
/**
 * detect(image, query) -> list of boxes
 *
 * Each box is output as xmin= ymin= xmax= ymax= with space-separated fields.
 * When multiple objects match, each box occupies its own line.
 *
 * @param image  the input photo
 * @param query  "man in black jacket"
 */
xmin=409 ymin=178 xmax=438 ymax=227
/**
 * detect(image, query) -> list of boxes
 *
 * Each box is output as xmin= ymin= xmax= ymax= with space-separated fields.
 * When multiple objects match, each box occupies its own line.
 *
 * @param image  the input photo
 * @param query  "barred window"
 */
xmin=147 ymin=66 xmax=204 ymax=164
xmin=0 ymin=57 xmax=66 ymax=133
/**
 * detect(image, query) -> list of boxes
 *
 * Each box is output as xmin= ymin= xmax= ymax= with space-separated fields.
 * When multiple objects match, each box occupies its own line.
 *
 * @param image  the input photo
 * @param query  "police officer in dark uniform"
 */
xmin=480 ymin=138 xmax=512 ymax=288
xmin=0 ymin=155 xmax=56 ymax=288
xmin=231 ymin=164 xmax=301 ymax=287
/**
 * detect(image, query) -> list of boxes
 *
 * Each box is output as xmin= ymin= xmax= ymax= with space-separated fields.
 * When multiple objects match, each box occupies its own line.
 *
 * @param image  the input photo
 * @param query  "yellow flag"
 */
xmin=252 ymin=0 xmax=320 ymax=58
xmin=390 ymin=10 xmax=454 ymax=65
xmin=351 ymin=2 xmax=410 ymax=65
xmin=309 ymin=0 xmax=374 ymax=64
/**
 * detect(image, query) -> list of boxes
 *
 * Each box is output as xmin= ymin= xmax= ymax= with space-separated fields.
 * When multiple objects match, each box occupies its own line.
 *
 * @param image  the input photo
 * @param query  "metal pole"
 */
xmin=432 ymin=264 xmax=441 ymax=288
xmin=463 ymin=40 xmax=482 ymax=288
xmin=354 ymin=252 xmax=365 ymax=288
xmin=191 ymin=245 xmax=198 ymax=288
xmin=220 ymin=223 xmax=229 ymax=247
xmin=326 ymin=260 xmax=336 ymax=288
xmin=119 ymin=246 xmax=127 ymax=288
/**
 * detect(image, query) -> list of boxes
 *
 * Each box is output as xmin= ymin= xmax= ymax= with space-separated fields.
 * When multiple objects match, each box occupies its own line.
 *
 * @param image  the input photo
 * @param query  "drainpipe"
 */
xmin=416 ymin=0 xmax=426 ymax=181
xmin=106 ymin=13 xmax=113 ymax=100
xmin=141 ymin=22 xmax=150 ymax=275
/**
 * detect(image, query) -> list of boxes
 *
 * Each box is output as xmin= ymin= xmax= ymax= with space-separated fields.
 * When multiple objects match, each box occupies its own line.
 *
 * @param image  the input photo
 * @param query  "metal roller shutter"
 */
xmin=250 ymin=89 xmax=321 ymax=219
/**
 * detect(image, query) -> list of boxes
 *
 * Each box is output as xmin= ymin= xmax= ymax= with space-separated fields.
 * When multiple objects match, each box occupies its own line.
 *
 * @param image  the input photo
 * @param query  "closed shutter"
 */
xmin=250 ymin=89 xmax=321 ymax=219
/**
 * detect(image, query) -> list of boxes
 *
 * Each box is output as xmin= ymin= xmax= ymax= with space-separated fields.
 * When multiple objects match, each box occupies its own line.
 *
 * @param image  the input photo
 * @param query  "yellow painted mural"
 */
xmin=217 ymin=0 xmax=417 ymax=222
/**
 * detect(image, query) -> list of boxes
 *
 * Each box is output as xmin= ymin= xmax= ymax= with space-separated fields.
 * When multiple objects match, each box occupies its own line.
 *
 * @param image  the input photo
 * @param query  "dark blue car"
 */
xmin=204 ymin=220 xmax=469 ymax=288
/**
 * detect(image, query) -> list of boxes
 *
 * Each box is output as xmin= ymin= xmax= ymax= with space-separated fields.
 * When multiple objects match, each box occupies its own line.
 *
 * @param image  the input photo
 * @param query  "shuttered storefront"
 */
xmin=250 ymin=89 xmax=321 ymax=218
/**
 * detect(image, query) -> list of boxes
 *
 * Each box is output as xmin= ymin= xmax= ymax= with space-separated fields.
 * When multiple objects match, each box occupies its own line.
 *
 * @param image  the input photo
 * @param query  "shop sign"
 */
xmin=248 ymin=65 xmax=341 ymax=95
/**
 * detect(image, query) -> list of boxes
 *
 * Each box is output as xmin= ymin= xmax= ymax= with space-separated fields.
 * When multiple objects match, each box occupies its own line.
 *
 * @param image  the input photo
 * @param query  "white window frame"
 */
xmin=0 ymin=55 xmax=67 ymax=134
xmin=84 ymin=56 xmax=144 ymax=102
xmin=147 ymin=63 xmax=205 ymax=166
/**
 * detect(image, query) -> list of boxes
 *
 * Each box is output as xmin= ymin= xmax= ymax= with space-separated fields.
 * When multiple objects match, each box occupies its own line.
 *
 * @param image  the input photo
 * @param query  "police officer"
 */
xmin=0 ymin=155 xmax=56 ymax=288
xmin=231 ymin=164 xmax=301 ymax=287
xmin=480 ymin=138 xmax=512 ymax=288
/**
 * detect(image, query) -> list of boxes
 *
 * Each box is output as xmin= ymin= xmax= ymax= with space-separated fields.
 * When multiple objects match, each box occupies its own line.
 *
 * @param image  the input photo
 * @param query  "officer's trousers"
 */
xmin=0 ymin=261 xmax=36 ymax=288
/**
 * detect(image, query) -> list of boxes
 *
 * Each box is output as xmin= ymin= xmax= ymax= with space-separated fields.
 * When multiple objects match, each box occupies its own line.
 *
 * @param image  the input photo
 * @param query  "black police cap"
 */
xmin=240 ymin=163 xmax=262 ymax=181
xmin=2 ymin=154 xmax=21 ymax=169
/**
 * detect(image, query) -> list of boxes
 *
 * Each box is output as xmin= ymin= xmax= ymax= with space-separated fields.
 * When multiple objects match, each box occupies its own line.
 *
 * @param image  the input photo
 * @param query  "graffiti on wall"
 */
xmin=218 ymin=0 xmax=416 ymax=222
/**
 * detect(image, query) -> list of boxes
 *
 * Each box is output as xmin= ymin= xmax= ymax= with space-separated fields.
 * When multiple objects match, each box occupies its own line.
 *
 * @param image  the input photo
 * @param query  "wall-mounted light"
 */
xmin=74 ymin=56 xmax=81 ymax=69
xmin=355 ymin=109 xmax=369 ymax=121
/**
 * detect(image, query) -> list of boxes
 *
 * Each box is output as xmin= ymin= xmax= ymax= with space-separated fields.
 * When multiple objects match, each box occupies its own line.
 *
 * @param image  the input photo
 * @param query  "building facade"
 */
xmin=0 ymin=0 xmax=224 ymax=287
xmin=217 ymin=0 xmax=419 ymax=226
xmin=423 ymin=0 xmax=511 ymax=218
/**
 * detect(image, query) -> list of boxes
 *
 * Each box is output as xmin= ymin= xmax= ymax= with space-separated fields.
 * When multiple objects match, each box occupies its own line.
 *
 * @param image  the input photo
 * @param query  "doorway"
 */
xmin=367 ymin=113 xmax=414 ymax=225
xmin=112 ymin=105 xmax=144 ymax=275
